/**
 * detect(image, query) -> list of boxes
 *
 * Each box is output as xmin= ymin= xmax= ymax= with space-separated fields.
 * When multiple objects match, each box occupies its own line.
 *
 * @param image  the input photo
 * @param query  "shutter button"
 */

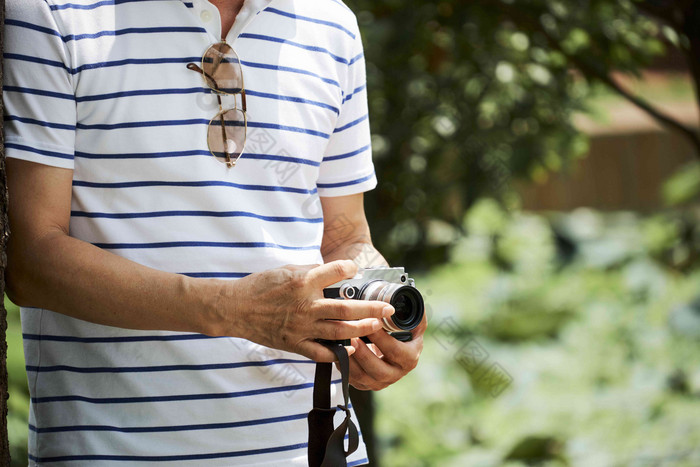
xmin=200 ymin=10 xmax=212 ymax=22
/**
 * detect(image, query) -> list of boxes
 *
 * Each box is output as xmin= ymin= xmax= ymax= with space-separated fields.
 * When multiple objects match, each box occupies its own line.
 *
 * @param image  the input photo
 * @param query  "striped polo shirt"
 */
xmin=4 ymin=0 xmax=375 ymax=464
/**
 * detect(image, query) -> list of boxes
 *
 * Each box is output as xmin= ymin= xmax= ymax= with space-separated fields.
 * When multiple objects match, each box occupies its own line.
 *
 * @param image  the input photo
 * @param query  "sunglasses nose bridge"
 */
xmin=212 ymin=84 xmax=243 ymax=113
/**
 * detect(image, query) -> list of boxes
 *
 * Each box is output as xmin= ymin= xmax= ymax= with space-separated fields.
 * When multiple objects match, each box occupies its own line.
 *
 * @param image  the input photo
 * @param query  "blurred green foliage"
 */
xmin=5 ymin=297 xmax=28 ymax=467
xmin=375 ymin=201 xmax=700 ymax=466
xmin=344 ymin=0 xmax=676 ymax=269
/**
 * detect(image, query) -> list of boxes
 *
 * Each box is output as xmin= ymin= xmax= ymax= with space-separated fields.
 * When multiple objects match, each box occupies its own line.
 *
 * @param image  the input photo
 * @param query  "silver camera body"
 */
xmin=323 ymin=267 xmax=424 ymax=341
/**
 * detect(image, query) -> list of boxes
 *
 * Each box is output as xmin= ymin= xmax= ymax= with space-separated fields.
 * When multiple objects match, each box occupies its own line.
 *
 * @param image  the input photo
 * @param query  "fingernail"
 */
xmin=372 ymin=319 xmax=383 ymax=331
xmin=383 ymin=306 xmax=395 ymax=318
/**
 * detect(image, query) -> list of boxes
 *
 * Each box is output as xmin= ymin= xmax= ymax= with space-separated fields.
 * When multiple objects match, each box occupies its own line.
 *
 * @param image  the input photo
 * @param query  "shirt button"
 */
xmin=200 ymin=10 xmax=212 ymax=22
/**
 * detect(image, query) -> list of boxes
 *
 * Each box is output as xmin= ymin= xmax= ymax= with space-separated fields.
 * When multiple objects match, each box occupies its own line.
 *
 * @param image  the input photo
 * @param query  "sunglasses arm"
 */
xmin=186 ymin=63 xmax=222 ymax=92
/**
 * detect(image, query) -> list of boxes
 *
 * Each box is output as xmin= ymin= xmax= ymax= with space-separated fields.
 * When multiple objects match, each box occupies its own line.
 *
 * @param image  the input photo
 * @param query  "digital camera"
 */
xmin=323 ymin=267 xmax=424 ymax=343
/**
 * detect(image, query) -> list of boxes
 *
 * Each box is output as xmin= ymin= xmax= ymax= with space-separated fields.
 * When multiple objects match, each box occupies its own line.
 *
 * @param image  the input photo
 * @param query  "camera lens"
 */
xmin=358 ymin=281 xmax=424 ymax=333
xmin=389 ymin=286 xmax=424 ymax=331
xmin=394 ymin=294 xmax=411 ymax=321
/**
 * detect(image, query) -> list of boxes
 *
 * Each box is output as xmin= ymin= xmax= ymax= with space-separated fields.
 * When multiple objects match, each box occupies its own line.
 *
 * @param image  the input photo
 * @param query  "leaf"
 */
xmin=504 ymin=435 xmax=566 ymax=463
xmin=663 ymin=161 xmax=700 ymax=206
xmin=481 ymin=301 xmax=576 ymax=342
xmin=669 ymin=296 xmax=700 ymax=340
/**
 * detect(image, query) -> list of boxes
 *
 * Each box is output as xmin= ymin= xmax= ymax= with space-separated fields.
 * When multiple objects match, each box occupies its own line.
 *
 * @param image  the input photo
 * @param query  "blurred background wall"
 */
xmin=519 ymin=71 xmax=698 ymax=212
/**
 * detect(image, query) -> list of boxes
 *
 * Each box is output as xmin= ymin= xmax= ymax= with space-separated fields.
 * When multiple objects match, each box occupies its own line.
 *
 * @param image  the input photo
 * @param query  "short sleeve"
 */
xmin=316 ymin=27 xmax=376 ymax=197
xmin=3 ymin=0 xmax=76 ymax=170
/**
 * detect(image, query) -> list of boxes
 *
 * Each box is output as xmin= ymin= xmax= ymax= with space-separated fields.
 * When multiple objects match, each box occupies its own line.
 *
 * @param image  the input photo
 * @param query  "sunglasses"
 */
xmin=187 ymin=41 xmax=247 ymax=168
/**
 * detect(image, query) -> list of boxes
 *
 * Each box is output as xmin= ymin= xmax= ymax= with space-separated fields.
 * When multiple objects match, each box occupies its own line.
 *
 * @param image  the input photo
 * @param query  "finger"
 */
xmin=296 ymin=340 xmax=354 ymax=363
xmin=313 ymin=298 xmax=394 ymax=321
xmin=306 ymin=260 xmax=358 ymax=288
xmin=346 ymin=344 xmax=381 ymax=391
xmin=345 ymin=345 xmax=357 ymax=357
xmin=349 ymin=337 xmax=402 ymax=385
xmin=315 ymin=318 xmax=384 ymax=342
xmin=333 ymin=344 xmax=358 ymax=368
xmin=337 ymin=345 xmax=357 ymax=358
xmin=347 ymin=357 xmax=373 ymax=391
xmin=411 ymin=312 xmax=428 ymax=338
xmin=361 ymin=340 xmax=382 ymax=358
xmin=364 ymin=330 xmax=422 ymax=372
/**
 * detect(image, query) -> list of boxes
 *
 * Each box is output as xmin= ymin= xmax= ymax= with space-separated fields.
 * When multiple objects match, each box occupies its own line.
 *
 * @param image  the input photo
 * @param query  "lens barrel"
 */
xmin=358 ymin=280 xmax=424 ymax=333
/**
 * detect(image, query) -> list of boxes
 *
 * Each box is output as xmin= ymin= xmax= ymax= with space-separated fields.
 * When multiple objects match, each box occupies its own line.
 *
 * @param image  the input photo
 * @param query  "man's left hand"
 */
xmin=346 ymin=314 xmax=427 ymax=391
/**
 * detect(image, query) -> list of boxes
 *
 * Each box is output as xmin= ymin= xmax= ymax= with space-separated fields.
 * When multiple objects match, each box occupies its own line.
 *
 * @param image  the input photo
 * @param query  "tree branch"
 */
xmin=551 ymin=33 xmax=700 ymax=159
xmin=679 ymin=2 xmax=700 ymax=133
xmin=635 ymin=0 xmax=687 ymax=29
xmin=497 ymin=2 xmax=700 ymax=159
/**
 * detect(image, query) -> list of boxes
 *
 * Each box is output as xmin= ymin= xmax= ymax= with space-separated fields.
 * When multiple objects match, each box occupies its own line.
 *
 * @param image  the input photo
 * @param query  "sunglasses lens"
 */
xmin=202 ymin=42 xmax=243 ymax=93
xmin=208 ymin=108 xmax=246 ymax=165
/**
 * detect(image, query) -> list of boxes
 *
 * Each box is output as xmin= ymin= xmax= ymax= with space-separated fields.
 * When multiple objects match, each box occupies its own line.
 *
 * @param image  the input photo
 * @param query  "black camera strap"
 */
xmin=308 ymin=342 xmax=359 ymax=467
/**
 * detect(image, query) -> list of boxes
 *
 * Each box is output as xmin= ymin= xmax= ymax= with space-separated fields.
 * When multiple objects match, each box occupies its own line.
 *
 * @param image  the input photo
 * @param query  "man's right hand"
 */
xmin=6 ymin=159 xmax=388 ymax=363
xmin=212 ymin=260 xmax=395 ymax=362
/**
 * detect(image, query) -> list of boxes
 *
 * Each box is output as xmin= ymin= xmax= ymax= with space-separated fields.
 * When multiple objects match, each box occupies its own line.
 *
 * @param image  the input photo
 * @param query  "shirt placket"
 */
xmin=188 ymin=0 xmax=222 ymax=41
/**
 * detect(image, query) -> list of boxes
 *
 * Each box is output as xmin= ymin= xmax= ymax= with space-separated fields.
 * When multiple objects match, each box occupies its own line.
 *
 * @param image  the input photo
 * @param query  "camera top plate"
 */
xmin=326 ymin=266 xmax=411 ymax=289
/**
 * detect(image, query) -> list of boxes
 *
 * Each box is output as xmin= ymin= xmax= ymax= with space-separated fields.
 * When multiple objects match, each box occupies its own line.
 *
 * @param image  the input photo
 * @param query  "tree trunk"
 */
xmin=1 ymin=0 xmax=10 ymax=463
xmin=682 ymin=2 xmax=700 ymax=120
